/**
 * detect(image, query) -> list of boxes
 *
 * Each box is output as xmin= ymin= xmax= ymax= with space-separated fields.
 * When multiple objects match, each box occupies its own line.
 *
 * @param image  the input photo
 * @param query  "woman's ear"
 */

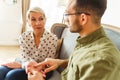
xmin=26 ymin=19 xmax=31 ymax=27
xmin=26 ymin=19 xmax=28 ymax=23
xmin=80 ymin=13 xmax=88 ymax=25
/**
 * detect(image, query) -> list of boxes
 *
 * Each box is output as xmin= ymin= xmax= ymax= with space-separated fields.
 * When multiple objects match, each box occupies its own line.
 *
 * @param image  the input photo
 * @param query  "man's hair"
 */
xmin=73 ymin=0 xmax=107 ymax=23
xmin=27 ymin=7 xmax=46 ymax=19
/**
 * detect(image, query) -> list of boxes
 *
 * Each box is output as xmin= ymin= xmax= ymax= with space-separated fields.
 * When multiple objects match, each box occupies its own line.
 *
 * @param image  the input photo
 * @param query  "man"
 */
xmin=28 ymin=0 xmax=120 ymax=80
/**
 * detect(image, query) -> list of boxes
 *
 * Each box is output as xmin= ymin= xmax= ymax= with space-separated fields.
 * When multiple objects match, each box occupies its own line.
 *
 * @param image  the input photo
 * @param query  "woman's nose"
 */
xmin=35 ymin=20 xmax=40 ymax=25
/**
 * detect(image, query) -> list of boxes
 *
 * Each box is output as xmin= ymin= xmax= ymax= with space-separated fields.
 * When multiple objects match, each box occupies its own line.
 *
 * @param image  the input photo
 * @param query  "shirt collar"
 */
xmin=76 ymin=27 xmax=106 ymax=47
xmin=31 ymin=29 xmax=47 ymax=40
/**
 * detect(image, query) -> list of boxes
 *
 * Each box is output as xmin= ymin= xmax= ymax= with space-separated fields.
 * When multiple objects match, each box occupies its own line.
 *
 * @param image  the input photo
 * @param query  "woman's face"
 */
xmin=28 ymin=12 xmax=46 ymax=33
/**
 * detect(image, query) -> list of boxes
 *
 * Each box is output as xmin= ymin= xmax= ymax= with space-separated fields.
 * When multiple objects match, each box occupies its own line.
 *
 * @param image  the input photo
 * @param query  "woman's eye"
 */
xmin=39 ymin=17 xmax=44 ymax=21
xmin=31 ymin=18 xmax=36 ymax=21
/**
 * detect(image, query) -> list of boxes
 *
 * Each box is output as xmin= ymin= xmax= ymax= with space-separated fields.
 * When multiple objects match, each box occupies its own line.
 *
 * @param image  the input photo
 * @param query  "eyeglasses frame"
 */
xmin=62 ymin=12 xmax=90 ymax=23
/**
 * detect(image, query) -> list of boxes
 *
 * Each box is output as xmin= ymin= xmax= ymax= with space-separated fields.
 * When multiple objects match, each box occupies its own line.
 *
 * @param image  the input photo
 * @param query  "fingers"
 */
xmin=44 ymin=66 xmax=55 ymax=73
xmin=34 ymin=62 xmax=51 ymax=73
xmin=28 ymin=69 xmax=45 ymax=80
xmin=1 ymin=64 xmax=7 ymax=66
xmin=26 ymin=61 xmax=38 ymax=73
xmin=35 ymin=58 xmax=52 ymax=67
xmin=28 ymin=72 xmax=32 ymax=76
xmin=34 ymin=61 xmax=48 ymax=68
xmin=1 ymin=63 xmax=14 ymax=68
xmin=40 ymin=70 xmax=46 ymax=78
xmin=35 ymin=63 xmax=54 ymax=73
xmin=34 ymin=59 xmax=56 ymax=73
xmin=28 ymin=72 xmax=34 ymax=80
xmin=34 ymin=62 xmax=47 ymax=71
xmin=26 ymin=67 xmax=30 ymax=74
xmin=28 ymin=71 xmax=45 ymax=80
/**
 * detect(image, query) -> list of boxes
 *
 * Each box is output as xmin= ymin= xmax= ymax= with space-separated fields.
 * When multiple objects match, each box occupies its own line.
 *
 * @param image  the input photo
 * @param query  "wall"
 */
xmin=102 ymin=0 xmax=120 ymax=27
xmin=0 ymin=0 xmax=119 ymax=46
xmin=0 ymin=0 xmax=22 ymax=45
xmin=30 ymin=0 xmax=120 ymax=28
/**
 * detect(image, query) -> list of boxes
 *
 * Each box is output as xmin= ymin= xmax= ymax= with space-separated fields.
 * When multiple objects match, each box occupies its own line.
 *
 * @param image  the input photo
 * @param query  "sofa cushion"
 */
xmin=49 ymin=70 xmax=61 ymax=80
xmin=60 ymin=28 xmax=79 ymax=59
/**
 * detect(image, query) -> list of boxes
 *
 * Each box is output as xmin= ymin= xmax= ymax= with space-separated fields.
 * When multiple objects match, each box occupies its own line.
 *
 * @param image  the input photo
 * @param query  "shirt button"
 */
xmin=71 ymin=64 xmax=73 ymax=68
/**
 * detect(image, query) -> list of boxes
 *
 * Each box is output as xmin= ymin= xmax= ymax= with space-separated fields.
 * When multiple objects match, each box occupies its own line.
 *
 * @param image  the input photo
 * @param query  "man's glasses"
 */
xmin=64 ymin=12 xmax=90 ymax=16
xmin=62 ymin=12 xmax=90 ymax=23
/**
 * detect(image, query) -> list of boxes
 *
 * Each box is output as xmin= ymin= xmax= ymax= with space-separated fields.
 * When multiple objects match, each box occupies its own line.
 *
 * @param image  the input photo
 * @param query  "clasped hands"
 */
xmin=27 ymin=58 xmax=60 ymax=80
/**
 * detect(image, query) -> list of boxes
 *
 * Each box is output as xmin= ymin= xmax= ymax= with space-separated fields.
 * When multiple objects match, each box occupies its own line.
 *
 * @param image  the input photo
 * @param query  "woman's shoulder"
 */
xmin=19 ymin=31 xmax=32 ymax=39
xmin=20 ymin=31 xmax=32 ymax=37
xmin=22 ymin=31 xmax=32 ymax=35
xmin=44 ymin=30 xmax=58 ymax=39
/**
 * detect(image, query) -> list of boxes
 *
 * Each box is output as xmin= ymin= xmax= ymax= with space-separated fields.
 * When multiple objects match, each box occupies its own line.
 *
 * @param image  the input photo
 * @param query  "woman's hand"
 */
xmin=26 ymin=60 xmax=38 ymax=73
xmin=1 ymin=61 xmax=21 ymax=68
xmin=28 ymin=70 xmax=45 ymax=80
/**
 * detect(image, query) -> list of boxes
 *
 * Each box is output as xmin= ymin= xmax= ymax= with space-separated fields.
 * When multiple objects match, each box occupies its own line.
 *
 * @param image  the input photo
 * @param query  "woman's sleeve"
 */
xmin=47 ymin=34 xmax=58 ymax=58
xmin=18 ymin=35 xmax=34 ymax=68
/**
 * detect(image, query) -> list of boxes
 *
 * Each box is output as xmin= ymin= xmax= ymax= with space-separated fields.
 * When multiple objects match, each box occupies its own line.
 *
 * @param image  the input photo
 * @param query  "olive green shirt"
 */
xmin=61 ymin=27 xmax=120 ymax=80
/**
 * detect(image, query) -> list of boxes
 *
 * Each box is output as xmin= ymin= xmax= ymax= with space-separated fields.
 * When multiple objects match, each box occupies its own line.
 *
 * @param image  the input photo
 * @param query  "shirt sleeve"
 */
xmin=46 ymin=33 xmax=58 ymax=58
xmin=18 ymin=34 xmax=34 ymax=68
xmin=77 ymin=54 xmax=116 ymax=80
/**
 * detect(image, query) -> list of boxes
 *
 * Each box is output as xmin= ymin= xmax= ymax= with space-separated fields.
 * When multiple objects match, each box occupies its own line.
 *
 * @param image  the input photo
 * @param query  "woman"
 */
xmin=0 ymin=7 xmax=58 ymax=80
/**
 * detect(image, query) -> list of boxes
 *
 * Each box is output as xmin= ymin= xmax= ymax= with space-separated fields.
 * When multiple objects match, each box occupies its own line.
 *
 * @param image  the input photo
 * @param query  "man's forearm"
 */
xmin=57 ymin=59 xmax=68 ymax=68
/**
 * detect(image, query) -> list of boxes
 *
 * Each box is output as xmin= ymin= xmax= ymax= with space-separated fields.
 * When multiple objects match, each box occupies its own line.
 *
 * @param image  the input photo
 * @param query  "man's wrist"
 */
xmin=58 ymin=59 xmax=68 ymax=68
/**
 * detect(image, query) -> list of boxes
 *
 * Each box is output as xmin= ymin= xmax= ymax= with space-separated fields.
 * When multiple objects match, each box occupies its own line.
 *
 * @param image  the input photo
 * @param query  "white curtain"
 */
xmin=21 ymin=0 xmax=30 ymax=33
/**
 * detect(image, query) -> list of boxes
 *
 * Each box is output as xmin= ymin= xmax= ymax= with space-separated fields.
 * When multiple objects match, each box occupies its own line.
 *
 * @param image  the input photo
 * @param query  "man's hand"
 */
xmin=35 ymin=58 xmax=68 ymax=73
xmin=1 ymin=61 xmax=21 ymax=68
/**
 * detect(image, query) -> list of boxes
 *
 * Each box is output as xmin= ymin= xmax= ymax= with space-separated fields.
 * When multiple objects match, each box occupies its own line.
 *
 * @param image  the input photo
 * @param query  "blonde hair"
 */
xmin=27 ymin=7 xmax=46 ymax=19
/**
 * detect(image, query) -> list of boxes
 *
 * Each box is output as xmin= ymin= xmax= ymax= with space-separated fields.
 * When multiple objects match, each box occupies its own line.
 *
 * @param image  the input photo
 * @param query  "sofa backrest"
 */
xmin=59 ymin=28 xmax=79 ymax=59
xmin=51 ymin=23 xmax=120 ymax=59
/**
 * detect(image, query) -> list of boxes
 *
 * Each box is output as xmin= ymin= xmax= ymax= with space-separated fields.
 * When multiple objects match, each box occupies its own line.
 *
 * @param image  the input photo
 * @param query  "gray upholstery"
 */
xmin=50 ymin=23 xmax=120 ymax=80
xmin=59 ymin=28 xmax=79 ymax=59
xmin=51 ymin=23 xmax=67 ymax=39
xmin=104 ymin=28 xmax=120 ymax=50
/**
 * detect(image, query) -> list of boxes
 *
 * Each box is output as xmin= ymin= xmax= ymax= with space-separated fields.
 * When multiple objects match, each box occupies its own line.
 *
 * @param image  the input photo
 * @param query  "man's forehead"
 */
xmin=65 ymin=0 xmax=76 ymax=12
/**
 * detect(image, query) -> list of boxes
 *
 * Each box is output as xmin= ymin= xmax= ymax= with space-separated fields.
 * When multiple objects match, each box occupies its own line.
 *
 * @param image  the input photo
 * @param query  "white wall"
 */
xmin=0 ymin=0 xmax=22 ymax=45
xmin=102 ymin=0 xmax=120 ymax=27
xmin=30 ymin=0 xmax=120 ymax=28
xmin=0 ymin=21 xmax=22 ymax=45
xmin=0 ymin=0 xmax=119 ymax=46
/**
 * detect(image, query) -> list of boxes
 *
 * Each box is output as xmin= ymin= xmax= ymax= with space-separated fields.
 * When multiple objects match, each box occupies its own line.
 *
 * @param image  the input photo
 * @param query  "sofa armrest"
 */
xmin=51 ymin=23 xmax=67 ymax=39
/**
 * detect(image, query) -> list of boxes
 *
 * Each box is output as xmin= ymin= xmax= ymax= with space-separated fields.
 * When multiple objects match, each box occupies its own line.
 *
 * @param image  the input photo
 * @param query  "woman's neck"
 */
xmin=33 ymin=29 xmax=44 ymax=38
xmin=33 ymin=29 xmax=45 ymax=48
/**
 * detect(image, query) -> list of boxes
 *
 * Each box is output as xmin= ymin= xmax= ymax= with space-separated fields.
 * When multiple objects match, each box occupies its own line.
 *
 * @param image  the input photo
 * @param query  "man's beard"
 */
xmin=70 ymin=19 xmax=82 ymax=33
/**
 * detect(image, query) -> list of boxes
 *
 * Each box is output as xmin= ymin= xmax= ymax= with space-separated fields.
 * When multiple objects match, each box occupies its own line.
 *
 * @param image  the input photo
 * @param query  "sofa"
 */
xmin=49 ymin=23 xmax=120 ymax=80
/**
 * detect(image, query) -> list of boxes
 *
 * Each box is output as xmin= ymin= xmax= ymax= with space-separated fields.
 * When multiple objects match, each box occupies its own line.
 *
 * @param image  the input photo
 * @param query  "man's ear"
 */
xmin=80 ymin=14 xmax=88 ymax=25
